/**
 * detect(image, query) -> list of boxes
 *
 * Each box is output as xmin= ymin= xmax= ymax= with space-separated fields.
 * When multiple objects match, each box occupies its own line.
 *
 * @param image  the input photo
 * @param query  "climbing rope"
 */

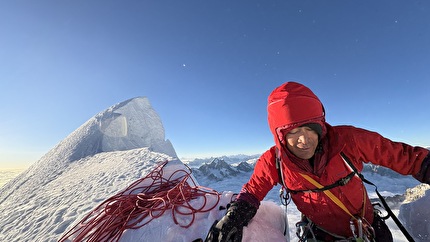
xmin=59 ymin=160 xmax=221 ymax=242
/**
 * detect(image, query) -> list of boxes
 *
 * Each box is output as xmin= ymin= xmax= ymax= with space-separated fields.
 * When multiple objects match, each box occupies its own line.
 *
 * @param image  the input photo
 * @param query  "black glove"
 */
xmin=205 ymin=200 xmax=257 ymax=242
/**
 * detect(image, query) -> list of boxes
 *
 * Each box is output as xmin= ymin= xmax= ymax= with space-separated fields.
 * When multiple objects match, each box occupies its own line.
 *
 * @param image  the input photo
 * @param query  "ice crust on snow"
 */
xmin=4 ymin=97 xmax=176 ymax=193
xmin=399 ymin=184 xmax=430 ymax=241
xmin=43 ymin=96 xmax=177 ymax=163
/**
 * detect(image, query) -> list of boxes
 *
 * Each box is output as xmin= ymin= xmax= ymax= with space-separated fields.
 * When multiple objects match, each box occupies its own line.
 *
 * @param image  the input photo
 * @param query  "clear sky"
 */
xmin=1 ymin=1 xmax=429 ymax=169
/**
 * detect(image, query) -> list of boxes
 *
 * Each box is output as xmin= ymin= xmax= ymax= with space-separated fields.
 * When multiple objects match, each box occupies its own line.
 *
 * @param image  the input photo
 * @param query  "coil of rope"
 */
xmin=59 ymin=160 xmax=221 ymax=242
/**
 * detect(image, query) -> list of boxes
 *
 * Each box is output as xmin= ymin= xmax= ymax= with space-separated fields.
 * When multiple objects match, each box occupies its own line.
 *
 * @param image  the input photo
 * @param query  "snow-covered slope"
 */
xmin=0 ymin=97 xmax=177 ymax=241
xmin=0 ymin=97 xmax=288 ymax=242
xmin=39 ymin=96 xmax=176 ymax=164
xmin=1 ymin=97 xmax=176 ymax=203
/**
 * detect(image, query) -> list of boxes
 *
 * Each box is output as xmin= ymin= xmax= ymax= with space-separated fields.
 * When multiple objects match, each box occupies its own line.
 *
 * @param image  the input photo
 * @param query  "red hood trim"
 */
xmin=267 ymin=82 xmax=326 ymax=149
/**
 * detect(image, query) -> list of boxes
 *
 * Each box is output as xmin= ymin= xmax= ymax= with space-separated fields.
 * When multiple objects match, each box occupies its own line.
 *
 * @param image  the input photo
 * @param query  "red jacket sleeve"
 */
xmin=336 ymin=125 xmax=429 ymax=180
xmin=237 ymin=147 xmax=279 ymax=207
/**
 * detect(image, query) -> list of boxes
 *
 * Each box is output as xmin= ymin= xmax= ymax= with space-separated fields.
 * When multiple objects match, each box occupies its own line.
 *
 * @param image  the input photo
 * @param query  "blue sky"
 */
xmin=1 ymin=1 xmax=429 ymax=169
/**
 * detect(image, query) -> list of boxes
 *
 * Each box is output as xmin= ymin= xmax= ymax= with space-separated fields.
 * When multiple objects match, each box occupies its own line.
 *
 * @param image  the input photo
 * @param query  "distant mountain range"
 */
xmin=185 ymin=153 xmax=417 ymax=182
xmin=191 ymin=157 xmax=255 ymax=181
xmin=184 ymin=154 xmax=260 ymax=167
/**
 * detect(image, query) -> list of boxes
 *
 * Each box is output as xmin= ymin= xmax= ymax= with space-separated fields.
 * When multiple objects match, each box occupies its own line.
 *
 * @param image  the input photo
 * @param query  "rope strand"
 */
xmin=59 ymin=160 xmax=221 ymax=242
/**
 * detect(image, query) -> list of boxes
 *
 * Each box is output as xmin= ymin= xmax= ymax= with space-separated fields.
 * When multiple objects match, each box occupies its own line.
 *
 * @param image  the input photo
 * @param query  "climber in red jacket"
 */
xmin=207 ymin=82 xmax=430 ymax=241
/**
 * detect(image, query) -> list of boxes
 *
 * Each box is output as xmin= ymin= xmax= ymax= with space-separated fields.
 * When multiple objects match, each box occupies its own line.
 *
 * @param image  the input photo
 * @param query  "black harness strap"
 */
xmin=275 ymin=147 xmax=356 ymax=194
xmin=289 ymin=171 xmax=356 ymax=194
xmin=339 ymin=153 xmax=415 ymax=242
xmin=275 ymin=147 xmax=284 ymax=188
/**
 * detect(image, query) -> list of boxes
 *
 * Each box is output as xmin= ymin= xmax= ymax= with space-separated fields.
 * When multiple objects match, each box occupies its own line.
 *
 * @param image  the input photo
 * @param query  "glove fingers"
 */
xmin=205 ymin=230 xmax=219 ymax=242
xmin=219 ymin=226 xmax=243 ymax=242
xmin=232 ymin=227 xmax=243 ymax=242
xmin=205 ymin=220 xmax=220 ymax=242
xmin=223 ymin=226 xmax=237 ymax=242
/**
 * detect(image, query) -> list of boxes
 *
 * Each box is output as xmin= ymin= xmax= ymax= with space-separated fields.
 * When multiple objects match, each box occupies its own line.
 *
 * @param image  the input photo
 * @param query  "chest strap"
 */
xmin=299 ymin=172 xmax=366 ymax=219
xmin=275 ymin=148 xmax=358 ymax=194
xmin=276 ymin=151 xmax=367 ymax=218
xmin=290 ymin=171 xmax=356 ymax=194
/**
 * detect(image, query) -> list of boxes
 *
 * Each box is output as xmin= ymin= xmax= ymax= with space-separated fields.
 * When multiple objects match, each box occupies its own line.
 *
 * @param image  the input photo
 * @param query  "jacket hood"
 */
xmin=267 ymin=82 xmax=326 ymax=148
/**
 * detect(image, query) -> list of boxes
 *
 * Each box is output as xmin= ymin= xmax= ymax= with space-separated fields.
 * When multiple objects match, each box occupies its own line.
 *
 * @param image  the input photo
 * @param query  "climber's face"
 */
xmin=285 ymin=126 xmax=319 ymax=160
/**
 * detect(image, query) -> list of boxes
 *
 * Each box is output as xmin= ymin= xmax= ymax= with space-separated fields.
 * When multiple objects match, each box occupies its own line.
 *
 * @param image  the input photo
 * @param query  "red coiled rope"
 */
xmin=59 ymin=160 xmax=221 ymax=242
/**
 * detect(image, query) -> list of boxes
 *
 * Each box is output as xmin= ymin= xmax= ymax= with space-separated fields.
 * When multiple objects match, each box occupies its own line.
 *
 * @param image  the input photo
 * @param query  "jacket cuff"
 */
xmin=236 ymin=188 xmax=260 ymax=209
xmin=414 ymin=153 xmax=430 ymax=184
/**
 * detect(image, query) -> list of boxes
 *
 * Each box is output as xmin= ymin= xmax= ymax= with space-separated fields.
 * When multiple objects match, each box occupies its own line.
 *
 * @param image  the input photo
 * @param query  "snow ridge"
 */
xmin=1 ymin=97 xmax=176 ymax=195
xmin=0 ymin=97 xmax=178 ymax=241
xmin=40 ymin=96 xmax=176 ymax=164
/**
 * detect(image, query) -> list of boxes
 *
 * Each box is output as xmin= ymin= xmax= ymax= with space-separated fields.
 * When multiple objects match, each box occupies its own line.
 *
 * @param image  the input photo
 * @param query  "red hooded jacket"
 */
xmin=237 ymin=82 xmax=429 ymax=238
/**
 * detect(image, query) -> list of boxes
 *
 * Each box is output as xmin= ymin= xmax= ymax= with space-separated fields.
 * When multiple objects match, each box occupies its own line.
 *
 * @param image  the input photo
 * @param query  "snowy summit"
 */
xmin=0 ymin=97 xmax=287 ymax=242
